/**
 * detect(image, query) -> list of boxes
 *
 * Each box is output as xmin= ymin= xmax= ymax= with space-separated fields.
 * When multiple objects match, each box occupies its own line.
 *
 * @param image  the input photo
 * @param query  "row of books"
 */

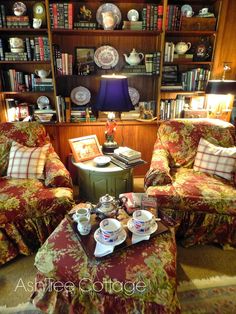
xmin=52 ymin=45 xmax=73 ymax=76
xmin=122 ymin=52 xmax=161 ymax=76
xmin=55 ymin=95 xmax=96 ymax=123
xmin=0 ymin=70 xmax=53 ymax=92
xmin=111 ymin=147 xmax=144 ymax=169
xmin=165 ymin=5 xmax=182 ymax=31
xmin=0 ymin=37 xmax=50 ymax=61
xmin=5 ymin=16 xmax=30 ymax=28
xmin=182 ymin=68 xmax=211 ymax=91
xmin=160 ymin=96 xmax=185 ymax=120
xmin=49 ymin=3 xmax=74 ymax=29
xmin=142 ymin=4 xmax=163 ymax=31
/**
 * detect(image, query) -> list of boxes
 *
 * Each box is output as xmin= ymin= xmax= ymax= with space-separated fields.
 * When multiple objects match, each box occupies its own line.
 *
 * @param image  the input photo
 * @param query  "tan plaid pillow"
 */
xmin=193 ymin=138 xmax=236 ymax=181
xmin=7 ymin=141 xmax=50 ymax=179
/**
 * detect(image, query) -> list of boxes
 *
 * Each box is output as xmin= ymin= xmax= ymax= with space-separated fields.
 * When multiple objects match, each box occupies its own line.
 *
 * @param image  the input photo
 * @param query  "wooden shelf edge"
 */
xmin=51 ymin=29 xmax=161 ymax=36
xmin=45 ymin=120 xmax=158 ymax=127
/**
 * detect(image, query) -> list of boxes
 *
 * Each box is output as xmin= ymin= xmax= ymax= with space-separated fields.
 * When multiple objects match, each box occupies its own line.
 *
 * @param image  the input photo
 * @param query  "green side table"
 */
xmin=73 ymin=159 xmax=133 ymax=203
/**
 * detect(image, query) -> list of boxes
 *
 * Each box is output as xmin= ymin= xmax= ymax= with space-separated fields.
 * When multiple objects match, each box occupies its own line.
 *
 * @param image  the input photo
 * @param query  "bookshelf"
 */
xmin=0 ymin=0 xmax=233 ymax=175
xmin=160 ymin=0 xmax=223 ymax=119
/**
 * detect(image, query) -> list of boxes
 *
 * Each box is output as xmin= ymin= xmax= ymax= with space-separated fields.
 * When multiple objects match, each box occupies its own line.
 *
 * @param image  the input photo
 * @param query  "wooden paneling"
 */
xmin=45 ymin=121 xmax=158 ymax=176
xmin=212 ymin=0 xmax=236 ymax=79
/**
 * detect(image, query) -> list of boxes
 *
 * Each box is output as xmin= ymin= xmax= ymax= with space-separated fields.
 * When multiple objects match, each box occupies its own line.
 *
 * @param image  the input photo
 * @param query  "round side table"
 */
xmin=73 ymin=159 xmax=133 ymax=203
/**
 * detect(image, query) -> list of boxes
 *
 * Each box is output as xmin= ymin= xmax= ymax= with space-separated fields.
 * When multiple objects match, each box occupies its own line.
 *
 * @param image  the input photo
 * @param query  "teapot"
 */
xmin=175 ymin=42 xmax=191 ymax=55
xmin=35 ymin=69 xmax=51 ymax=78
xmin=95 ymin=194 xmax=119 ymax=218
xmin=102 ymin=11 xmax=119 ymax=30
xmin=124 ymin=48 xmax=144 ymax=66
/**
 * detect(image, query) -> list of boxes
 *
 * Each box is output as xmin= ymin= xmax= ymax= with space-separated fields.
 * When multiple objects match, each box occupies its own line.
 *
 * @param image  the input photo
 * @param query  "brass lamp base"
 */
xmin=102 ymin=141 xmax=119 ymax=154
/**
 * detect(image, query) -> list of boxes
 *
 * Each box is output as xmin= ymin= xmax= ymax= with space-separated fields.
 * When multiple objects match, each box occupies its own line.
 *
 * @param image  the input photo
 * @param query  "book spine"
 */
xmin=68 ymin=3 xmax=73 ymax=29
xmin=1 ymin=5 xmax=6 ymax=28
xmin=142 ymin=7 xmax=147 ymax=30
xmin=25 ymin=37 xmax=31 ymax=61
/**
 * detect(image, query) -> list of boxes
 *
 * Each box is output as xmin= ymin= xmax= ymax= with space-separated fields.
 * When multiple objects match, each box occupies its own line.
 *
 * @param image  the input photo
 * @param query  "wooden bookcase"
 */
xmin=0 ymin=0 xmax=234 ymax=174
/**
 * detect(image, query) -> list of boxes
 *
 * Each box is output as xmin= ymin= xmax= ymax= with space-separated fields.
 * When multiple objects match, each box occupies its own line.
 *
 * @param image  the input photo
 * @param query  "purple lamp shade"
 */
xmin=94 ymin=75 xmax=134 ymax=112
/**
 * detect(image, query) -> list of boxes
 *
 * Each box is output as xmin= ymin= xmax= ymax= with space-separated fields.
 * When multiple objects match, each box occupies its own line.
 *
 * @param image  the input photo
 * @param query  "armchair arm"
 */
xmin=144 ymin=140 xmax=172 ymax=189
xmin=44 ymin=151 xmax=73 ymax=189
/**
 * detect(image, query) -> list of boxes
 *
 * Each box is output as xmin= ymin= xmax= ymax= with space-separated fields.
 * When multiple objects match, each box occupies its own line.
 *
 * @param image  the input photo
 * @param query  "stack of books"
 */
xmin=32 ymin=78 xmax=53 ymax=92
xmin=111 ymin=147 xmax=144 ymax=169
xmin=122 ymin=21 xmax=143 ymax=30
xmin=6 ymin=16 xmax=30 ymax=28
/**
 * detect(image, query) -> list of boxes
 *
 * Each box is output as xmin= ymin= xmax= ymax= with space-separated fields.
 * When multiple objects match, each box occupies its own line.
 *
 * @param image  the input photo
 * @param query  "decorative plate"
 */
xmin=127 ymin=9 xmax=139 ymax=22
xmin=94 ymin=228 xmax=127 ymax=246
xmin=70 ymin=86 xmax=91 ymax=106
xmin=37 ymin=96 xmax=50 ymax=109
xmin=94 ymin=45 xmax=119 ymax=69
xmin=181 ymin=4 xmax=193 ymax=16
xmin=96 ymin=3 xmax=122 ymax=28
xmin=13 ymin=2 xmax=27 ymax=16
xmin=128 ymin=87 xmax=140 ymax=106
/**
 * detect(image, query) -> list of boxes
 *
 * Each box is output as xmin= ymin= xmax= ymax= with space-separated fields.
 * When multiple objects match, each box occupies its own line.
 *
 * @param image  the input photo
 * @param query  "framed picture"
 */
xmin=68 ymin=135 xmax=102 ymax=162
xmin=75 ymin=47 xmax=95 ymax=75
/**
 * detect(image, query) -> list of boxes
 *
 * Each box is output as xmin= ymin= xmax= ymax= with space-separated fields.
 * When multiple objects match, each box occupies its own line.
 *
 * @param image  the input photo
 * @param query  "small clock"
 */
xmin=33 ymin=2 xmax=46 ymax=25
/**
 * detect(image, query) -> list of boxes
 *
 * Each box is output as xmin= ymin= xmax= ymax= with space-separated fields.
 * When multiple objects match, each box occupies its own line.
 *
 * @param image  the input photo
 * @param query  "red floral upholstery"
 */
xmin=0 ymin=122 xmax=74 ymax=265
xmin=145 ymin=119 xmax=236 ymax=247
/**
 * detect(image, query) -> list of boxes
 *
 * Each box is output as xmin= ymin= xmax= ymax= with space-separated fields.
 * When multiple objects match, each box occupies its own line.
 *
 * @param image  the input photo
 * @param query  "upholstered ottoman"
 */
xmin=32 ymin=205 xmax=180 ymax=313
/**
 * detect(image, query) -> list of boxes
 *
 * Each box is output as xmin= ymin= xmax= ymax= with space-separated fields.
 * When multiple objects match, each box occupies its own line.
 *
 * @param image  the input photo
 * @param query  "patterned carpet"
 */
xmin=178 ymin=276 xmax=236 ymax=314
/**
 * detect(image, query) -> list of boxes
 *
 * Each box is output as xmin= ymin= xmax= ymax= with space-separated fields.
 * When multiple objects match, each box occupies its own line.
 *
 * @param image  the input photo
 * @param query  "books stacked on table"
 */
xmin=111 ymin=147 xmax=144 ymax=169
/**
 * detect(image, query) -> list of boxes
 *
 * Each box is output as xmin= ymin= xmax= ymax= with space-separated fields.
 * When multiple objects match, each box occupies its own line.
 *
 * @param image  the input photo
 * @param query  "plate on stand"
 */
xmin=128 ymin=87 xmax=140 ymax=106
xmin=70 ymin=86 xmax=91 ymax=106
xmin=94 ymin=45 xmax=119 ymax=69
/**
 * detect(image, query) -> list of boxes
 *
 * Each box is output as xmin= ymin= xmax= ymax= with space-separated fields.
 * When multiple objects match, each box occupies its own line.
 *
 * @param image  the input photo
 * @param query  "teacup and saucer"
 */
xmin=94 ymin=218 xmax=126 ymax=246
xmin=127 ymin=210 xmax=157 ymax=235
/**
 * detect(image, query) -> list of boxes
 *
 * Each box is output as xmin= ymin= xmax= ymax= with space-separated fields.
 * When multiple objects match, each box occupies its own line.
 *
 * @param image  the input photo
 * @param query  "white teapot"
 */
xmin=35 ymin=69 xmax=51 ymax=78
xmin=124 ymin=48 xmax=144 ymax=66
xmin=175 ymin=42 xmax=191 ymax=55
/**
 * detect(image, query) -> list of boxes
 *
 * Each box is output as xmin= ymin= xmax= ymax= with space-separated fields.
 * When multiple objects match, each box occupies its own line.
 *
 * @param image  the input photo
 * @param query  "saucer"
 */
xmin=94 ymin=228 xmax=126 ymax=246
xmin=127 ymin=219 xmax=158 ymax=236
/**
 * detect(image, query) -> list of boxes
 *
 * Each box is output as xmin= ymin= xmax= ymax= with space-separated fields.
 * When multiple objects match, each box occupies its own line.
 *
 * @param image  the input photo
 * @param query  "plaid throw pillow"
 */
xmin=7 ymin=141 xmax=50 ymax=179
xmin=193 ymin=138 xmax=236 ymax=181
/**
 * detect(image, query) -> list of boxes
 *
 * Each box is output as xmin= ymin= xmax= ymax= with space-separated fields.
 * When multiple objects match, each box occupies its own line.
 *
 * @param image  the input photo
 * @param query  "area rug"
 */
xmin=178 ymin=275 xmax=236 ymax=314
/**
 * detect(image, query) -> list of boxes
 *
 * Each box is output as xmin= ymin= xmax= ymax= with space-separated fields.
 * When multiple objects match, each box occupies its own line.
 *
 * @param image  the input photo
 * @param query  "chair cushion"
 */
xmin=7 ymin=141 xmax=50 ymax=179
xmin=146 ymin=168 xmax=236 ymax=215
xmin=193 ymin=138 xmax=236 ymax=181
xmin=0 ymin=177 xmax=74 ymax=224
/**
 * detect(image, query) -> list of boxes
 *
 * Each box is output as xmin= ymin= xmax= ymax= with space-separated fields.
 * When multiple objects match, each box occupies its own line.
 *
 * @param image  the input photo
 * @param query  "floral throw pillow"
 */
xmin=193 ymin=138 xmax=236 ymax=182
xmin=7 ymin=141 xmax=50 ymax=179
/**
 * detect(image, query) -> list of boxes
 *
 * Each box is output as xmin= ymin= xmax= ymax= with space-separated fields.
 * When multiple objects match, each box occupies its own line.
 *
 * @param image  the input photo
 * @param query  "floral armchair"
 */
xmin=145 ymin=119 xmax=236 ymax=247
xmin=0 ymin=122 xmax=74 ymax=265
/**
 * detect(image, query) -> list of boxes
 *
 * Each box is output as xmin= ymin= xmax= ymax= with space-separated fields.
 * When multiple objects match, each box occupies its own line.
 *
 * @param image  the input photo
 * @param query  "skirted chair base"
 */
xmin=1 ymin=212 xmax=68 ymax=265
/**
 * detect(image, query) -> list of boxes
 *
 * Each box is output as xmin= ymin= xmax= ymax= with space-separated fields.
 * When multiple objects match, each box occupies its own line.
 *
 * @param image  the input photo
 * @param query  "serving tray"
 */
xmin=66 ymin=210 xmax=168 ymax=260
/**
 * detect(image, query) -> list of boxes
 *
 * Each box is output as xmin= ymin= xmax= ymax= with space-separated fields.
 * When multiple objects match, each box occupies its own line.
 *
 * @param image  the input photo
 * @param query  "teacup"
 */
xmin=77 ymin=217 xmax=91 ymax=235
xmin=72 ymin=207 xmax=90 ymax=223
xmin=132 ymin=210 xmax=154 ymax=233
xmin=199 ymin=8 xmax=208 ymax=15
xmin=33 ymin=18 xmax=42 ymax=29
xmin=100 ymin=218 xmax=122 ymax=243
xmin=186 ymin=10 xmax=194 ymax=17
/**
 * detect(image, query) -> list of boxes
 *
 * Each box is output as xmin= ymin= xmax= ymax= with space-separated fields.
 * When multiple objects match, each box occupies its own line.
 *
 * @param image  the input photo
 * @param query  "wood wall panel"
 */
xmin=212 ymin=0 xmax=236 ymax=79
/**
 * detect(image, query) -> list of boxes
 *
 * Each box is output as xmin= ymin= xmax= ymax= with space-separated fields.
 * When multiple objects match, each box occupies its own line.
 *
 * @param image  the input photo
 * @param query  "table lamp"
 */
xmin=94 ymin=74 xmax=134 ymax=153
xmin=205 ymin=64 xmax=236 ymax=120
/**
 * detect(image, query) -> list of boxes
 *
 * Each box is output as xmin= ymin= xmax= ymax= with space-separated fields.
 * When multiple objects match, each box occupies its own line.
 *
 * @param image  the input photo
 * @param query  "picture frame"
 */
xmin=68 ymin=135 xmax=103 ymax=162
xmin=75 ymin=47 xmax=95 ymax=75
